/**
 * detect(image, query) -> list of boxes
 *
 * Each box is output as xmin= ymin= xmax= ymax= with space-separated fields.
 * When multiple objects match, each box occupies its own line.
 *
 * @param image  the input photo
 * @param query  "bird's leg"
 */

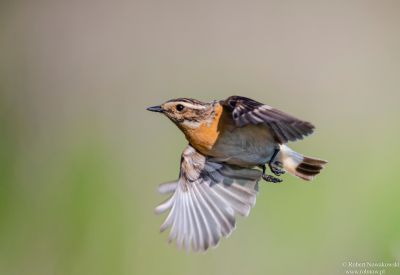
xmin=269 ymin=148 xmax=285 ymax=176
xmin=260 ymin=164 xmax=282 ymax=183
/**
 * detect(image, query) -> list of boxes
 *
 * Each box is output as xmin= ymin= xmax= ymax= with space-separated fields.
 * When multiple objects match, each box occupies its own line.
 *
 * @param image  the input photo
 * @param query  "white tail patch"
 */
xmin=279 ymin=145 xmax=327 ymax=181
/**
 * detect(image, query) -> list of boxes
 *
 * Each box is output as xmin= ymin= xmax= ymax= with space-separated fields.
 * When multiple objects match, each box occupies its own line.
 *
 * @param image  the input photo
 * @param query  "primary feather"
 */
xmin=155 ymin=145 xmax=262 ymax=251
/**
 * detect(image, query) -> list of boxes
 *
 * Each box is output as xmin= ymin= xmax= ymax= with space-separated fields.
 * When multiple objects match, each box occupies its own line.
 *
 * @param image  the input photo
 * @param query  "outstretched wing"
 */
xmin=155 ymin=145 xmax=262 ymax=252
xmin=221 ymin=96 xmax=315 ymax=144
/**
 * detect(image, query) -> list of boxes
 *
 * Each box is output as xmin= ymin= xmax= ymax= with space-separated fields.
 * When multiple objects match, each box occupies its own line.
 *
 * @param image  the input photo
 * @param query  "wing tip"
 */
xmin=158 ymin=181 xmax=178 ymax=194
xmin=155 ymin=144 xmax=260 ymax=253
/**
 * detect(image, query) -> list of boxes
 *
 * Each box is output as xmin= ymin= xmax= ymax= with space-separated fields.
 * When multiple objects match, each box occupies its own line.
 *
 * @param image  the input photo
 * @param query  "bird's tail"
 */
xmin=278 ymin=145 xmax=327 ymax=181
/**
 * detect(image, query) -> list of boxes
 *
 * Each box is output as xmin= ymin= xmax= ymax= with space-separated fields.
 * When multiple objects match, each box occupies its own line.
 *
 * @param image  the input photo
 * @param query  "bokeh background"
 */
xmin=1 ymin=0 xmax=400 ymax=274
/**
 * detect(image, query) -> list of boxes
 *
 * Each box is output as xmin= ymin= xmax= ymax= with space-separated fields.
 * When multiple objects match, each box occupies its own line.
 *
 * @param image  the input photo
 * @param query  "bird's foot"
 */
xmin=262 ymin=174 xmax=283 ymax=183
xmin=269 ymin=163 xmax=286 ymax=176
xmin=267 ymin=148 xmax=285 ymax=176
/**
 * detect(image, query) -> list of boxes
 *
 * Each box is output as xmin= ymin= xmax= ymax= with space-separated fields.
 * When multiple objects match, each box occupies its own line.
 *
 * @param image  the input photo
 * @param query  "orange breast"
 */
xmin=183 ymin=104 xmax=228 ymax=155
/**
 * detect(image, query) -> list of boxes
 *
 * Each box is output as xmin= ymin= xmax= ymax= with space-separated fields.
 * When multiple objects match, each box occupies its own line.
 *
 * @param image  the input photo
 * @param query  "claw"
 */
xmin=262 ymin=174 xmax=283 ymax=183
xmin=270 ymin=165 xmax=286 ymax=176
xmin=268 ymin=148 xmax=285 ymax=176
xmin=260 ymin=162 xmax=284 ymax=183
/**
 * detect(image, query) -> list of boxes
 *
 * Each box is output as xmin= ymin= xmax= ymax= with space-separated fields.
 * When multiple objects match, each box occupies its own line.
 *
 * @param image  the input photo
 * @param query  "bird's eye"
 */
xmin=176 ymin=104 xmax=185 ymax=111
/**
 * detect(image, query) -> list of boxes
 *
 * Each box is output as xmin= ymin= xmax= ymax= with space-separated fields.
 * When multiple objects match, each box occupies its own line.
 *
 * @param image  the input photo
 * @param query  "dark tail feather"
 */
xmin=295 ymin=157 xmax=328 ymax=181
xmin=280 ymin=145 xmax=327 ymax=181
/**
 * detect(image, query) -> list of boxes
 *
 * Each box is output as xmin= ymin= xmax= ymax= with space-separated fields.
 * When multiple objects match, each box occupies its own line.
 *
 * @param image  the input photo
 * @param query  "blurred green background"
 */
xmin=1 ymin=0 xmax=400 ymax=274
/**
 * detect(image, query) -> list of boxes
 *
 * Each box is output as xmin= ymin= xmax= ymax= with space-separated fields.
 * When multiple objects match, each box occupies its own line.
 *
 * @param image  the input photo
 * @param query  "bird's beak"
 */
xmin=146 ymin=105 xmax=164 ymax=113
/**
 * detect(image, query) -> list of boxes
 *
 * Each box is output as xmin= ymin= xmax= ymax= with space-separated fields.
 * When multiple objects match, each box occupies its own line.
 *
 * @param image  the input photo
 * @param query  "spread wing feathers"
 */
xmin=222 ymin=96 xmax=315 ymax=144
xmin=155 ymin=145 xmax=262 ymax=252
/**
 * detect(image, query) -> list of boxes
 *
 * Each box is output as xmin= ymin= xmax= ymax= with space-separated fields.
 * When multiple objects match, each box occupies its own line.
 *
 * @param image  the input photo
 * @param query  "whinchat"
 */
xmin=147 ymin=95 xmax=327 ymax=252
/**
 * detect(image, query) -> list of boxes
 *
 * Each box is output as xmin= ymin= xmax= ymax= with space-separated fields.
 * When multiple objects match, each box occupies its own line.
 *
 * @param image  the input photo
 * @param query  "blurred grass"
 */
xmin=0 ymin=93 xmax=399 ymax=275
xmin=1 ymin=0 xmax=400 ymax=274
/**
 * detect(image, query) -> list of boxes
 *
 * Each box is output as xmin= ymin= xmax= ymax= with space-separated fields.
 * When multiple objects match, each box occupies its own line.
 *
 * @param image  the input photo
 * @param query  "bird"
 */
xmin=147 ymin=95 xmax=327 ymax=252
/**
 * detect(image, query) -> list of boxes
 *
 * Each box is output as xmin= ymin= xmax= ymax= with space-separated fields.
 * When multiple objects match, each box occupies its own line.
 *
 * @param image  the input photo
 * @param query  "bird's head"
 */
xmin=147 ymin=98 xmax=214 ymax=131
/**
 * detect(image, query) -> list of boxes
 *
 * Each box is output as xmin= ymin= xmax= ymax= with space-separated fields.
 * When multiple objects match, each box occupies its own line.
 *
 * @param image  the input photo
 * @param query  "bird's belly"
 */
xmin=209 ymin=125 xmax=277 ymax=167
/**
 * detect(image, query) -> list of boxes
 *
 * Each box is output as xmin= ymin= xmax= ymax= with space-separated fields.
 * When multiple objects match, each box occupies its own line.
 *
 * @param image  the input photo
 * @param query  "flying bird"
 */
xmin=147 ymin=95 xmax=327 ymax=252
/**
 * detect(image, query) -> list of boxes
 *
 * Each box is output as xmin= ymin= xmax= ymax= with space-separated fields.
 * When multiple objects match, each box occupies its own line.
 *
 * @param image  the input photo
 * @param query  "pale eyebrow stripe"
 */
xmin=179 ymin=102 xmax=207 ymax=110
